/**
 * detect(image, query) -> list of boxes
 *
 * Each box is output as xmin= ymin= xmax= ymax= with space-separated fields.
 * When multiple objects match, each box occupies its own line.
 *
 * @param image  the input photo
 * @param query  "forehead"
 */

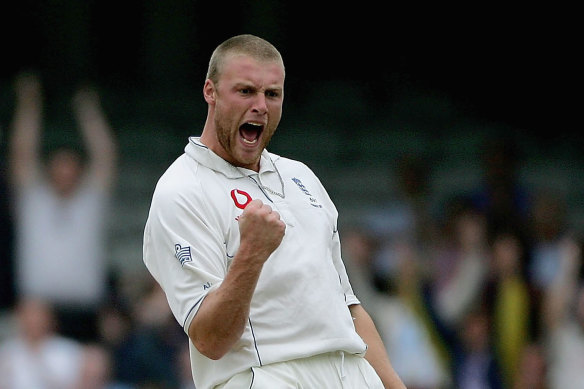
xmin=219 ymin=54 xmax=285 ymax=86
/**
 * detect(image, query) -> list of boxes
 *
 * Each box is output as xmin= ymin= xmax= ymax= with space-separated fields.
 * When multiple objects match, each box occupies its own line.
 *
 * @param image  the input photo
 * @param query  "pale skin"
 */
xmin=190 ymin=53 xmax=406 ymax=389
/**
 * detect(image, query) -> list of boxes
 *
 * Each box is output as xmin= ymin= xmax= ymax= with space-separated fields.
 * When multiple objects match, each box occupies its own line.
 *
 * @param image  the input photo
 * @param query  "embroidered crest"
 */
xmin=291 ymin=177 xmax=322 ymax=208
xmin=174 ymin=244 xmax=192 ymax=265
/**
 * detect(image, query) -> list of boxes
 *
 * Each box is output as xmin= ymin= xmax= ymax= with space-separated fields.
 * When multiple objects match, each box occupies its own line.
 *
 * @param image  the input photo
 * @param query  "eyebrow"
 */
xmin=234 ymin=82 xmax=283 ymax=93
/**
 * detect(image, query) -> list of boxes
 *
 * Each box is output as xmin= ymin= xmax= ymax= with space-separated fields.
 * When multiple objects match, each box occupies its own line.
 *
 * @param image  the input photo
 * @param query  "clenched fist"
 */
xmin=237 ymin=199 xmax=286 ymax=266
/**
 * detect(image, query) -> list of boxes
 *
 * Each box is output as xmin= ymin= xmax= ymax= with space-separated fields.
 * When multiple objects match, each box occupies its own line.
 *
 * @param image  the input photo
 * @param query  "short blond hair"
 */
xmin=206 ymin=34 xmax=284 ymax=84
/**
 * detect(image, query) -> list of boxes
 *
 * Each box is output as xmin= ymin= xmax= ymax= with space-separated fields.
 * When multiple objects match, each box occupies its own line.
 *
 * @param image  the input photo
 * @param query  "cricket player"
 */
xmin=143 ymin=34 xmax=406 ymax=389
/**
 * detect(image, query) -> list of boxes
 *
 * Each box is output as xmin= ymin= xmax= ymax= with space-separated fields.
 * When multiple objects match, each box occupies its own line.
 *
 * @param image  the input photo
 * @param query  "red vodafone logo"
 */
xmin=230 ymin=189 xmax=252 ymax=209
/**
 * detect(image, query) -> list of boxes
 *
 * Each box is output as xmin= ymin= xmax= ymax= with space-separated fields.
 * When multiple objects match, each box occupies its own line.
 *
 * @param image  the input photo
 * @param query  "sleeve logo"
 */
xmin=174 ymin=244 xmax=193 ymax=266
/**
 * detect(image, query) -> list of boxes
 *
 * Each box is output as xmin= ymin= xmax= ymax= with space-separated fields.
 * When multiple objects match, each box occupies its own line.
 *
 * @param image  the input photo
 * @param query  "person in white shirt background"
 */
xmin=8 ymin=72 xmax=117 ymax=343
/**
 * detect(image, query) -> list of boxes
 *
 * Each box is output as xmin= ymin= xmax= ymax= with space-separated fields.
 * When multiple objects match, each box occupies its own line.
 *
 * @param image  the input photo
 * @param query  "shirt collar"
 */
xmin=185 ymin=137 xmax=278 ymax=179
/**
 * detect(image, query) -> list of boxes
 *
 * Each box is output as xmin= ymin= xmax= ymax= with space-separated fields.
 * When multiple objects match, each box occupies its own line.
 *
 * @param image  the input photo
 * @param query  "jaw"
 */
xmin=204 ymin=114 xmax=276 ymax=171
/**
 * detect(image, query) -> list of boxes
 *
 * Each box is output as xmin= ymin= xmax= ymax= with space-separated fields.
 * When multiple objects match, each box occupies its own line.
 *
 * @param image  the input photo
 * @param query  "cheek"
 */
xmin=263 ymin=116 xmax=281 ymax=142
xmin=268 ymin=104 xmax=283 ymax=126
xmin=215 ymin=104 xmax=239 ymax=135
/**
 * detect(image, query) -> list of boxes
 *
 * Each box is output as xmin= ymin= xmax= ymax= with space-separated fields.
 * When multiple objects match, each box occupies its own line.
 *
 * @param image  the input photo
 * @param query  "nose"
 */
xmin=251 ymin=93 xmax=267 ymax=115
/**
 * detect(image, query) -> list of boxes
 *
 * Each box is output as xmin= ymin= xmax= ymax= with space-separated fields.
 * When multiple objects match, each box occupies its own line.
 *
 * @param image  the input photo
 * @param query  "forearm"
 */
xmin=73 ymin=88 xmax=117 ymax=186
xmin=350 ymin=304 xmax=406 ymax=389
xmin=188 ymin=256 xmax=263 ymax=360
xmin=77 ymin=98 xmax=115 ymax=155
xmin=10 ymin=74 xmax=43 ymax=185
xmin=188 ymin=199 xmax=284 ymax=360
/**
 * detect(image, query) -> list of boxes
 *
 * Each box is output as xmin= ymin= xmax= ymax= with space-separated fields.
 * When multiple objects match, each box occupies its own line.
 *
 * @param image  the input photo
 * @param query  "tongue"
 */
xmin=240 ymin=126 xmax=258 ymax=142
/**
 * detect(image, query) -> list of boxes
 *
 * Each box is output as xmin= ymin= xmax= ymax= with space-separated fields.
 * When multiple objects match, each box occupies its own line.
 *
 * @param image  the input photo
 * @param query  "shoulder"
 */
xmin=271 ymin=152 xmax=336 ymax=210
xmin=272 ymin=153 xmax=327 ymax=192
xmin=157 ymin=154 xmax=199 ymax=188
xmin=147 ymin=155 xmax=204 ymax=216
xmin=148 ymin=153 xmax=232 ymax=219
xmin=152 ymin=154 xmax=204 ymax=200
xmin=270 ymin=152 xmax=318 ymax=178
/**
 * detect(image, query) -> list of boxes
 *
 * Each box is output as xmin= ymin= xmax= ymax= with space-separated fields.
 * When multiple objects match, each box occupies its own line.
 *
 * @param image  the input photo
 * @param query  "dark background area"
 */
xmin=0 ymin=1 xmax=580 ymax=140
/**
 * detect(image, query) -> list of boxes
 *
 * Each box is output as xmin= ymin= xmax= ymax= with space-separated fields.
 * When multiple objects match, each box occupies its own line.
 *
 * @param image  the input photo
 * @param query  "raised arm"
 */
xmin=188 ymin=199 xmax=285 ymax=360
xmin=9 ymin=72 xmax=43 ymax=188
xmin=72 ymin=86 xmax=117 ymax=190
xmin=350 ymin=304 xmax=407 ymax=389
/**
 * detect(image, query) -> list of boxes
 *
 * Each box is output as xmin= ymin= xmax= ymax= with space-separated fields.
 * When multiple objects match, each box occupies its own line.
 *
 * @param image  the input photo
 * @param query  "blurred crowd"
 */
xmin=341 ymin=145 xmax=583 ymax=389
xmin=0 ymin=72 xmax=582 ymax=389
xmin=0 ymin=73 xmax=194 ymax=389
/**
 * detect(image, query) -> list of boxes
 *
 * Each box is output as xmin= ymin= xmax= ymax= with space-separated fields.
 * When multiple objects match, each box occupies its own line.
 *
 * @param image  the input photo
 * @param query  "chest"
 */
xmin=205 ymin=170 xmax=335 ymax=260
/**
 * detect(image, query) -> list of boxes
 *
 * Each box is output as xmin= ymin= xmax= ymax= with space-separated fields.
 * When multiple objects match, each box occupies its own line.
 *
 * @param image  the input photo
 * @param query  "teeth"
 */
xmin=242 ymin=138 xmax=258 ymax=144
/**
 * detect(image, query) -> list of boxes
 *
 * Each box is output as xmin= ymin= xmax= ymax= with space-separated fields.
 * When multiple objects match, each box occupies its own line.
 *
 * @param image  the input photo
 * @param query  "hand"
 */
xmin=72 ymin=86 xmax=101 ymax=121
xmin=237 ymin=199 xmax=285 ymax=265
xmin=14 ymin=72 xmax=42 ymax=103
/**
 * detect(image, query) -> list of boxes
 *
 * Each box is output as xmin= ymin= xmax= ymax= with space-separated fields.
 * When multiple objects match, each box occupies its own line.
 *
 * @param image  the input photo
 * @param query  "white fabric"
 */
xmin=216 ymin=352 xmax=383 ymax=388
xmin=547 ymin=320 xmax=584 ymax=389
xmin=0 ymin=336 xmax=83 ymax=389
xmin=143 ymin=137 xmax=367 ymax=389
xmin=15 ymin=179 xmax=107 ymax=307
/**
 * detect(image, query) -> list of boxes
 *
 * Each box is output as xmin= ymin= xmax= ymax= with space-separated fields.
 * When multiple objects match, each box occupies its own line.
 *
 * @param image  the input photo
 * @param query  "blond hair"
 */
xmin=206 ymin=34 xmax=284 ymax=84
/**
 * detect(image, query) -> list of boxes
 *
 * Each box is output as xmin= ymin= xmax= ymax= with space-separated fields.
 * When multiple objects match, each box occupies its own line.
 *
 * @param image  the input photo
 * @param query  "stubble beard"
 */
xmin=214 ymin=118 xmax=261 ymax=168
xmin=213 ymin=110 xmax=279 ymax=169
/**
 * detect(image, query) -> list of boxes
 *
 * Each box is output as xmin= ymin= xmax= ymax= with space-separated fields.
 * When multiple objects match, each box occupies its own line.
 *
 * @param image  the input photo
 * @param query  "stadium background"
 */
xmin=0 ymin=1 xmax=582 ymax=387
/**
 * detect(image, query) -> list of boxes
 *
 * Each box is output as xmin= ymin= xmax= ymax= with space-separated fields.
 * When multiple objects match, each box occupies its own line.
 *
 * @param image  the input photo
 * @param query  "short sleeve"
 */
xmin=143 ymin=168 xmax=228 ymax=334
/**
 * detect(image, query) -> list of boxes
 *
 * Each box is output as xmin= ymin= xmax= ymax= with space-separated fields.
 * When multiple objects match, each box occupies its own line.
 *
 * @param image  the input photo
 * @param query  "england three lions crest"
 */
xmin=175 ymin=244 xmax=192 ymax=266
xmin=291 ymin=177 xmax=322 ymax=208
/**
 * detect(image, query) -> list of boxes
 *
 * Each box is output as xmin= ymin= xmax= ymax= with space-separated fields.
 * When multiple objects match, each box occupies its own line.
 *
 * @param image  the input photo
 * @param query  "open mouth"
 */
xmin=239 ymin=122 xmax=264 ymax=145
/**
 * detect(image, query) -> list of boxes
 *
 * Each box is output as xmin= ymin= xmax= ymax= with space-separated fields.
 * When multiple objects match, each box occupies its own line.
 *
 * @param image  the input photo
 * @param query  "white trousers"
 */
xmin=215 ymin=352 xmax=384 ymax=389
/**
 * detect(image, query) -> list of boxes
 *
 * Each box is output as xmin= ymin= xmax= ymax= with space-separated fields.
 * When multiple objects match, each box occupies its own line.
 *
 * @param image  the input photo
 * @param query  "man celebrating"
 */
xmin=143 ymin=34 xmax=406 ymax=389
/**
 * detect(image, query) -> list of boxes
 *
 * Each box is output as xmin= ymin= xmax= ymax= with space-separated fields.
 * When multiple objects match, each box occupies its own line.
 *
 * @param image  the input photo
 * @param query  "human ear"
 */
xmin=203 ymin=79 xmax=216 ymax=104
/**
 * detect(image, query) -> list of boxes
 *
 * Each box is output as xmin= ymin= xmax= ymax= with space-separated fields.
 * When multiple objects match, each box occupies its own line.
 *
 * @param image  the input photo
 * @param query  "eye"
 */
xmin=239 ymin=88 xmax=252 ymax=95
xmin=266 ymin=90 xmax=280 ymax=98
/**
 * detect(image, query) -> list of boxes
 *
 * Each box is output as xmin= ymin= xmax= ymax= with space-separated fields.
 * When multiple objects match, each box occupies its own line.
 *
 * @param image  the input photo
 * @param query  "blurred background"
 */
xmin=0 ymin=1 xmax=582 ymax=388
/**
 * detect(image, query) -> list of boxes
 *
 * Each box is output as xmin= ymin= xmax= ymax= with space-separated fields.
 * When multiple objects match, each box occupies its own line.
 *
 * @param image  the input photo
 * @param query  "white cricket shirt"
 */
xmin=143 ymin=137 xmax=367 ymax=389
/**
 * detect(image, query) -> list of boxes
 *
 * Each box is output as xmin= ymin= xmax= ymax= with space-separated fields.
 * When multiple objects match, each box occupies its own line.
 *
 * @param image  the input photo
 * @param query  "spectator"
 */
xmin=541 ymin=236 xmax=584 ymax=388
xmin=527 ymin=190 xmax=570 ymax=309
xmin=486 ymin=229 xmax=531 ymax=388
xmin=340 ymin=225 xmax=380 ymax=306
xmin=8 ymin=72 xmax=117 ymax=342
xmin=96 ymin=301 xmax=136 ymax=386
xmin=128 ymin=279 xmax=185 ymax=388
xmin=513 ymin=342 xmax=548 ymax=389
xmin=360 ymin=155 xmax=435 ymax=292
xmin=371 ymin=240 xmax=451 ymax=389
xmin=0 ymin=297 xmax=83 ymax=389
xmin=429 ymin=197 xmax=490 ymax=330
xmin=98 ymin=278 xmax=184 ymax=388
xmin=74 ymin=343 xmax=135 ymax=389
xmin=452 ymin=306 xmax=505 ymax=389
